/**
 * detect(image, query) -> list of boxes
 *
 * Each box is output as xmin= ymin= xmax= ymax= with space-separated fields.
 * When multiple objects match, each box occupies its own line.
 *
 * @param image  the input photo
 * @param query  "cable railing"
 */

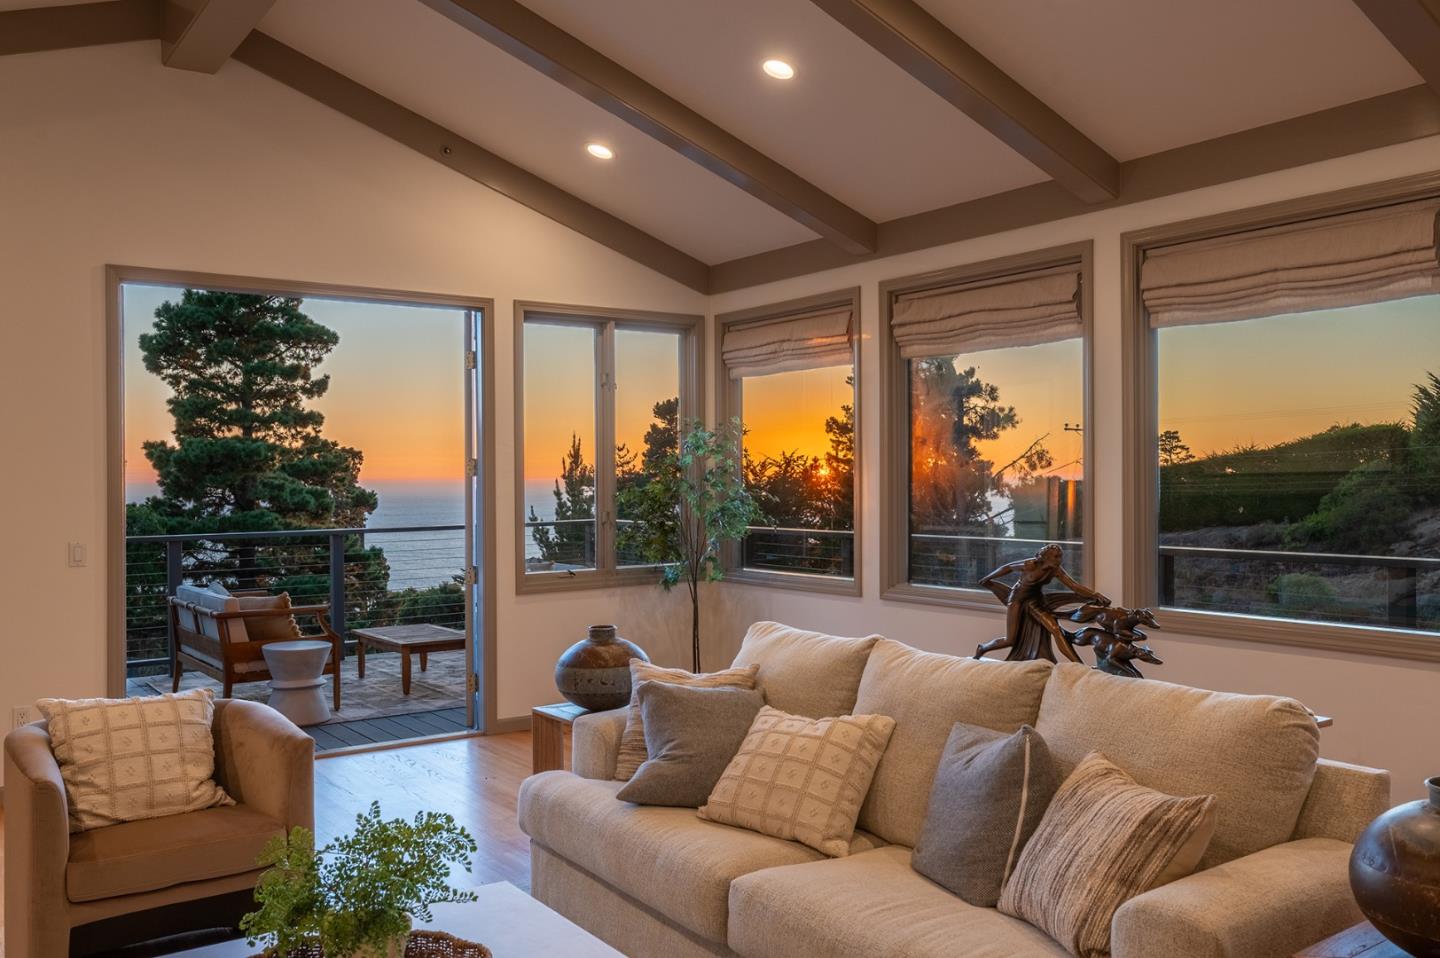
xmin=742 ymin=525 xmax=855 ymax=578
xmin=125 ymin=524 xmax=467 ymax=676
xmin=909 ymin=532 xmax=1085 ymax=590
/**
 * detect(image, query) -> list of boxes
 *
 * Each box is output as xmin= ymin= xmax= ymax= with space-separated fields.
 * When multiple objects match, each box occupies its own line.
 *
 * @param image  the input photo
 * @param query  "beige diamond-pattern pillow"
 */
xmin=37 ymin=688 xmax=234 ymax=833
xmin=614 ymin=660 xmax=760 ymax=781
xmin=699 ymin=706 xmax=895 ymax=857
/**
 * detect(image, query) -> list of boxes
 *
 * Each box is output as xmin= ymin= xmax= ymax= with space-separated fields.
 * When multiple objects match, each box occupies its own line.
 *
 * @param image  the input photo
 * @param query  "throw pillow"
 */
xmin=237 ymin=592 xmax=303 ymax=643
xmin=729 ymin=621 xmax=881 ymax=719
xmin=997 ymin=752 xmax=1216 ymax=958
xmin=613 ymin=660 xmax=759 ymax=781
xmin=911 ymin=722 xmax=1059 ymax=907
xmin=36 ymin=688 xmax=235 ymax=833
xmin=698 ymin=705 xmax=895 ymax=857
xmin=616 ymin=682 xmax=765 ymax=807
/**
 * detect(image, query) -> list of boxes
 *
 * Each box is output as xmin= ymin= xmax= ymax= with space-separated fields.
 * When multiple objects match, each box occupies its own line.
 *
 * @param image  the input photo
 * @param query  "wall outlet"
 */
xmin=12 ymin=704 xmax=35 ymax=728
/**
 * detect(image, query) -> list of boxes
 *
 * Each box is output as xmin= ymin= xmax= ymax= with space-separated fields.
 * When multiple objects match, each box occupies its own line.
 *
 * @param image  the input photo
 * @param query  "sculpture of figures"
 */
xmin=974 ymin=544 xmax=1111 ymax=664
xmin=1069 ymin=604 xmax=1164 ymax=678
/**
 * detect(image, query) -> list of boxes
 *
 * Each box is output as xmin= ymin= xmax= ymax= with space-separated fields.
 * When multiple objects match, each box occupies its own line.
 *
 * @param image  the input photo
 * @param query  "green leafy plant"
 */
xmin=617 ymin=418 xmax=763 ymax=671
xmin=240 ymin=803 xmax=478 ymax=956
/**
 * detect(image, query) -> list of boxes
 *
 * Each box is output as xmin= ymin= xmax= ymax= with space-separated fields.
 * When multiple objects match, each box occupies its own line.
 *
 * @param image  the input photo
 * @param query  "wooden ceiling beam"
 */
xmin=808 ymin=0 xmax=1120 ymax=203
xmin=1353 ymin=0 xmax=1440 ymax=98
xmin=162 ymin=0 xmax=278 ymax=73
xmin=0 ymin=0 xmax=161 ymax=57
xmin=417 ymin=0 xmax=878 ymax=255
xmin=232 ymin=33 xmax=711 ymax=293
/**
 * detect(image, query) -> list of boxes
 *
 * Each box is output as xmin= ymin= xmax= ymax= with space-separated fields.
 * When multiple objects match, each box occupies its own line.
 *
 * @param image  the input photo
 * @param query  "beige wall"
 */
xmin=706 ymin=135 xmax=1440 ymax=804
xmin=0 ymin=41 xmax=703 ymax=787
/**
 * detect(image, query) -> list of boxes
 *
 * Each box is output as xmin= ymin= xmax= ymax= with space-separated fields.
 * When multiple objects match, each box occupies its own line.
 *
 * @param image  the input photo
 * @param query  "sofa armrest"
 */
xmin=1111 ymin=838 xmax=1361 ymax=958
xmin=4 ymin=723 xmax=71 ymax=958
xmin=571 ymin=707 xmax=627 ymax=780
xmin=211 ymin=699 xmax=314 ymax=831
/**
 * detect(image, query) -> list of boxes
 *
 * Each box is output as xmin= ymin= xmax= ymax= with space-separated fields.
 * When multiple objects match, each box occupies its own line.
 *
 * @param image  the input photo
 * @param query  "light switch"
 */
xmin=68 ymin=541 xmax=87 ymax=567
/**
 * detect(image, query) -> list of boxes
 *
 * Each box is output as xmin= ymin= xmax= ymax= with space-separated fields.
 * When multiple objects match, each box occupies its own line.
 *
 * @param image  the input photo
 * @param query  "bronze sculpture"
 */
xmin=973 ymin=544 xmax=1164 ymax=677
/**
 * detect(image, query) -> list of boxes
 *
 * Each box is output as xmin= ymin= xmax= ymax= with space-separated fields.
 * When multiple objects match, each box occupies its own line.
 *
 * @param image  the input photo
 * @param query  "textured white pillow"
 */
xmin=37 ymin=688 xmax=234 ymax=832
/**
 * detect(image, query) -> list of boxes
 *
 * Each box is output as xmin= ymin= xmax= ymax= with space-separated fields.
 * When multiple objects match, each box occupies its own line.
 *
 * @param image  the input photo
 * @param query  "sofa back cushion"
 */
xmin=852 ymin=639 xmax=1052 ymax=845
xmin=1034 ymin=664 xmax=1319 ymax=867
xmin=730 ymin=622 xmax=880 ymax=719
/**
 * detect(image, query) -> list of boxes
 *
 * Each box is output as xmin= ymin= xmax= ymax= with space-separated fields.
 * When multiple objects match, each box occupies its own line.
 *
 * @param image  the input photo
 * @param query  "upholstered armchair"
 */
xmin=3 ymin=698 xmax=313 ymax=958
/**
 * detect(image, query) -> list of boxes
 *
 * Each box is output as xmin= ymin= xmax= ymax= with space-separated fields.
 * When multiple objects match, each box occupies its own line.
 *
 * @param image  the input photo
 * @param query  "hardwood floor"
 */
xmin=0 ymin=732 xmax=534 ymax=957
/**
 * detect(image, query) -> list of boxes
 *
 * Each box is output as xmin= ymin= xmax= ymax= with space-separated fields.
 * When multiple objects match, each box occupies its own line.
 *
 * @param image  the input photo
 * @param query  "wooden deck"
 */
xmin=305 ymin=706 xmax=470 ymax=751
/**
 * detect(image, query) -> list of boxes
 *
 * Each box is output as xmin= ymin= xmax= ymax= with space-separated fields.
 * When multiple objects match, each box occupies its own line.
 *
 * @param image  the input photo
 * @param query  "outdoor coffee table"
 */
xmin=352 ymin=623 xmax=465 ymax=695
xmin=260 ymin=639 xmax=333 ymax=726
xmin=167 ymin=881 xmax=625 ymax=956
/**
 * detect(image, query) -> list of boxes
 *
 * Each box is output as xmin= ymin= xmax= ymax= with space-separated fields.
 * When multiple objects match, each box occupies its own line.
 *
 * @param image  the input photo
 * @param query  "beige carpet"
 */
xmin=126 ymin=648 xmax=467 ymax=725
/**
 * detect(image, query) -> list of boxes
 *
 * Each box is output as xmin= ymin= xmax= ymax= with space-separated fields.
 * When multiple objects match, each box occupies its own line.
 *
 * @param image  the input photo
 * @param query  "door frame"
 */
xmin=105 ymin=265 xmax=498 ymax=733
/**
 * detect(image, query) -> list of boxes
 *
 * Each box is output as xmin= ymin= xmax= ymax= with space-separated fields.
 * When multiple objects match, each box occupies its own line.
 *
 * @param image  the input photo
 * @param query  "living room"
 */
xmin=3 ymin=0 xmax=1439 ymax=955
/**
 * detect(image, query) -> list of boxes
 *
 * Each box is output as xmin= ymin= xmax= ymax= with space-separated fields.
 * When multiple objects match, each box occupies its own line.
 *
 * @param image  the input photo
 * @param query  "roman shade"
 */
xmin=722 ymin=306 xmax=852 ymax=379
xmin=891 ymin=266 xmax=1082 ymax=359
xmin=1142 ymin=199 xmax=1440 ymax=328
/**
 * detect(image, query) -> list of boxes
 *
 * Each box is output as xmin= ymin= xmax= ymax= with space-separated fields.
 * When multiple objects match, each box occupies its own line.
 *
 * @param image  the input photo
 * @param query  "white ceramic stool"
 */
xmin=261 ymin=639 xmax=333 ymax=726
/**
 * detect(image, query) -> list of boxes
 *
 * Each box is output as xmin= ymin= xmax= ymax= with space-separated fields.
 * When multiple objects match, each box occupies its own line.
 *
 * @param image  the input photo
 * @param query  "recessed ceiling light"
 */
xmin=586 ymin=143 xmax=614 ymax=160
xmin=762 ymin=58 xmax=795 ymax=80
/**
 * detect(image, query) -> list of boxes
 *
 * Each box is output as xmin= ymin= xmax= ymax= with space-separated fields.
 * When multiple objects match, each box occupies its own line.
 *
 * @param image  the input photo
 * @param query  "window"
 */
xmin=517 ymin=303 xmax=700 ymax=589
xmin=882 ymin=247 xmax=1092 ymax=605
xmin=717 ymin=291 xmax=859 ymax=591
xmin=1132 ymin=191 xmax=1440 ymax=641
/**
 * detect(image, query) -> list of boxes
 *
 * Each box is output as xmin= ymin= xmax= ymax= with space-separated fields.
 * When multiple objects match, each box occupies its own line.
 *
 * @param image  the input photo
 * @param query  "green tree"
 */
xmin=529 ymin=434 xmax=596 ymax=565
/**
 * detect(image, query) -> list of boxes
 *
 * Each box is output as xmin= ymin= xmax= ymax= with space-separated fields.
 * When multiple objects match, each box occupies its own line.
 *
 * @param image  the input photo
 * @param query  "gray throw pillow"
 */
xmin=615 ymin=681 xmax=765 ymax=808
xmin=911 ymin=722 xmax=1059 ymax=907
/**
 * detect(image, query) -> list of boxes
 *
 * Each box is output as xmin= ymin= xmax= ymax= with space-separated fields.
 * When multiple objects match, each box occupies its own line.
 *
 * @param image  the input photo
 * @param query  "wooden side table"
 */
xmin=532 ymin=702 xmax=589 ymax=773
xmin=1296 ymin=922 xmax=1409 ymax=957
xmin=352 ymin=623 xmax=465 ymax=695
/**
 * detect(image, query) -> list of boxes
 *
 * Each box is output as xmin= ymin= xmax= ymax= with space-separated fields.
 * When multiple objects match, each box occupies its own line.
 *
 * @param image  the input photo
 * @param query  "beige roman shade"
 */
xmin=891 ymin=266 xmax=1082 ymax=359
xmin=722 ymin=306 xmax=853 ymax=379
xmin=1142 ymin=199 xmax=1440 ymax=328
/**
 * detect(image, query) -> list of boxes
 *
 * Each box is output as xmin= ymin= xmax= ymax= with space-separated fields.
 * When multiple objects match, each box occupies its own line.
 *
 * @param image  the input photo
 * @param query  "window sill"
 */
xmin=881 ymin=582 xmax=1007 ymax=614
xmin=515 ymin=566 xmax=665 ymax=595
xmin=725 ymin=568 xmax=860 ymax=597
xmin=1156 ymin=607 xmax=1440 ymax=664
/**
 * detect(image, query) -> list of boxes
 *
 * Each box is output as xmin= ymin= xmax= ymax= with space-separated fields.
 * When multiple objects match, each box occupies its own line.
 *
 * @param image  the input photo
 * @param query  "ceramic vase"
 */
xmin=1350 ymin=776 xmax=1440 ymax=957
xmin=554 ymin=625 xmax=648 ymax=710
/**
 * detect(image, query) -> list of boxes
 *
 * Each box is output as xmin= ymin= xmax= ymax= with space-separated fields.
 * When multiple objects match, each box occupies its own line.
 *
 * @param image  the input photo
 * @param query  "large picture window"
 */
xmin=717 ymin=291 xmax=859 ymax=591
xmin=517 ymin=303 xmax=700 ymax=590
xmin=1135 ymin=194 xmax=1440 ymax=638
xmin=882 ymin=247 xmax=1092 ymax=605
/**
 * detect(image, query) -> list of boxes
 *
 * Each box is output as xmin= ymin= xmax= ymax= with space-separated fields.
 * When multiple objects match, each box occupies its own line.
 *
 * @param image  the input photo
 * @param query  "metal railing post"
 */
xmin=1160 ymin=551 xmax=1176 ymax=606
xmin=1387 ymin=564 xmax=1418 ymax=630
xmin=165 ymin=539 xmax=182 ymax=665
xmin=328 ymin=532 xmax=347 ymax=647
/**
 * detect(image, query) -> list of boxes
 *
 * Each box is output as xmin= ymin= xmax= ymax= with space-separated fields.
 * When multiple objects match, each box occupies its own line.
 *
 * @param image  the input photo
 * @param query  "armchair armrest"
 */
xmin=571 ymin=707 xmax=628 ymax=780
xmin=211 ymin=699 xmax=314 ymax=831
xmin=4 ymin=723 xmax=71 ymax=958
xmin=1111 ymin=838 xmax=1361 ymax=958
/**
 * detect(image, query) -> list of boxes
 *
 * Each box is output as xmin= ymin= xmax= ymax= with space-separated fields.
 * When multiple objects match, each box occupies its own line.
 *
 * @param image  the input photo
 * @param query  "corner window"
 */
xmin=518 ymin=304 xmax=700 ymax=590
xmin=882 ymin=248 xmax=1092 ymax=605
xmin=717 ymin=291 xmax=859 ymax=591
xmin=1140 ymin=198 xmax=1440 ymax=634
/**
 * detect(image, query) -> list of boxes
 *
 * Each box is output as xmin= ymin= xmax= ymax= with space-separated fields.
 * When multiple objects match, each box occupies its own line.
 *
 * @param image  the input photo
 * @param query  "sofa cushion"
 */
xmin=1034 ymin=664 xmax=1319 ymax=867
xmin=614 ymin=660 xmax=760 ymax=781
xmin=853 ymin=640 xmax=1052 ymax=845
xmin=729 ymin=845 xmax=1070 ymax=958
xmin=730 ymin=622 xmax=880 ymax=719
xmin=519 ymin=771 xmax=882 ymax=943
xmin=66 ymin=804 xmax=281 ymax=902
xmin=617 ymin=682 xmax=765 ymax=807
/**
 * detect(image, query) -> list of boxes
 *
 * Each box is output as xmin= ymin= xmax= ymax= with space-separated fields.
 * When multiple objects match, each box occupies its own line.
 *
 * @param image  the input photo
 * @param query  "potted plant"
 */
xmin=240 ymin=802 xmax=480 ymax=957
xmin=617 ymin=418 xmax=763 ymax=671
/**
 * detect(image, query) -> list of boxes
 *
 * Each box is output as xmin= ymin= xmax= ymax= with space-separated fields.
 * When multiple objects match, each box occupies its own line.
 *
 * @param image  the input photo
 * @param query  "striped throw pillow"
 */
xmin=998 ymin=751 xmax=1216 ymax=958
xmin=613 ymin=660 xmax=759 ymax=781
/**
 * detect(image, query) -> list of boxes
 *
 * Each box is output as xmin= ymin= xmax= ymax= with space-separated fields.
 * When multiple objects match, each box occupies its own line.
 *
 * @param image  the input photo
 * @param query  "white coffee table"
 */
xmin=169 ymin=882 xmax=624 ymax=956
xmin=260 ymin=639 xmax=333 ymax=726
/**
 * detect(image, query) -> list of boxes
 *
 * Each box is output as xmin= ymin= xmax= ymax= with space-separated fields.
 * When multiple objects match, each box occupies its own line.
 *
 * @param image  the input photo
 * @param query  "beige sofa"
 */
xmin=517 ymin=627 xmax=1390 ymax=958
xmin=3 ymin=698 xmax=314 ymax=958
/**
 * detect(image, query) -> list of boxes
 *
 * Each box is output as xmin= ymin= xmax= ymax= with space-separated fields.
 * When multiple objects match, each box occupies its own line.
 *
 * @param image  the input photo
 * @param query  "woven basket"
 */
xmin=256 ymin=931 xmax=492 ymax=958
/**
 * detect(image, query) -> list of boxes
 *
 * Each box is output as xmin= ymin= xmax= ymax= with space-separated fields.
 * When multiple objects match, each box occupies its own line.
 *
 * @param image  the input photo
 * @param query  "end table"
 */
xmin=532 ymin=702 xmax=589 ymax=773
xmin=1295 ymin=922 xmax=1409 ymax=957
xmin=261 ymin=639 xmax=333 ymax=726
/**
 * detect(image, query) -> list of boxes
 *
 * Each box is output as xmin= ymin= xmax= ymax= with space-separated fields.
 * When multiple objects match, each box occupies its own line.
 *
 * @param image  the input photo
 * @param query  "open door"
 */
xmin=463 ymin=307 xmax=494 ymax=732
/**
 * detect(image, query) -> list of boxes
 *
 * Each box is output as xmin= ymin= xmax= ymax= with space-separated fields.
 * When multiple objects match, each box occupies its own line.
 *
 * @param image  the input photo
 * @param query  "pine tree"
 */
xmin=529 ymin=435 xmax=596 ymax=564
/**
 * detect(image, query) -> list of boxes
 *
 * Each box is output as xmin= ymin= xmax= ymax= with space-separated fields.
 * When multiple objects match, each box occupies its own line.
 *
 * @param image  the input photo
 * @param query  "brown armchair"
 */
xmin=169 ymin=584 xmax=343 ymax=710
xmin=3 ymin=698 xmax=314 ymax=958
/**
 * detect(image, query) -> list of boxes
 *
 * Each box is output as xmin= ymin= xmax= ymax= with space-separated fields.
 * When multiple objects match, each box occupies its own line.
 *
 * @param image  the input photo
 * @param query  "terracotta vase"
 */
xmin=1350 ymin=776 xmax=1440 ymax=958
xmin=554 ymin=625 xmax=649 ymax=710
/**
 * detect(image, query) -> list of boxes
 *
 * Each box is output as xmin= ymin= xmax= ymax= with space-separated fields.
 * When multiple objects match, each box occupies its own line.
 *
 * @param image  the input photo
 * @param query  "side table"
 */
xmin=532 ymin=702 xmax=589 ymax=773
xmin=1296 ymin=922 xmax=1410 ymax=957
xmin=261 ymin=639 xmax=334 ymax=726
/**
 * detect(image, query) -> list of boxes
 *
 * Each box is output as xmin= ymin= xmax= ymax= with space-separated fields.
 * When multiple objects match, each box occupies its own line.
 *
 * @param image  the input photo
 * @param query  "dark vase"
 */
xmin=554 ymin=625 xmax=649 ymax=711
xmin=1350 ymin=776 xmax=1440 ymax=958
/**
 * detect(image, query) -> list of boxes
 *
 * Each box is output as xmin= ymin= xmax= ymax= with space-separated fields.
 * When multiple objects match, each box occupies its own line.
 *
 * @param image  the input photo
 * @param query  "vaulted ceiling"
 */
xmin=4 ymin=0 xmax=1438 ymax=293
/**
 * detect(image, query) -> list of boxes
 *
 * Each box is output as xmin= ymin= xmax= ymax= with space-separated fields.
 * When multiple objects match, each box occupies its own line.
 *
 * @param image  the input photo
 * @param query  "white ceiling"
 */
xmin=173 ymin=0 xmax=1429 ymax=266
